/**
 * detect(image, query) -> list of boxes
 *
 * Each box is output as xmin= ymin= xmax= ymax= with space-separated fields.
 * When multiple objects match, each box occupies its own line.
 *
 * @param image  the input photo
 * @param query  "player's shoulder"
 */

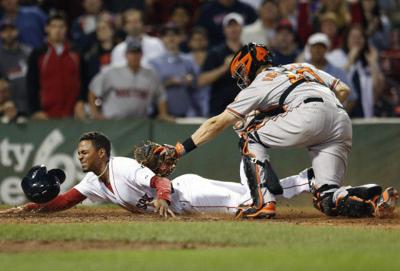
xmin=78 ymin=172 xmax=98 ymax=185
xmin=283 ymin=62 xmax=316 ymax=71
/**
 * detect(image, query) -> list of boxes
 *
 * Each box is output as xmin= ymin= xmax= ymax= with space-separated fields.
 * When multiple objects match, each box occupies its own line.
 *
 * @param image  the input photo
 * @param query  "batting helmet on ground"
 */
xmin=21 ymin=165 xmax=66 ymax=204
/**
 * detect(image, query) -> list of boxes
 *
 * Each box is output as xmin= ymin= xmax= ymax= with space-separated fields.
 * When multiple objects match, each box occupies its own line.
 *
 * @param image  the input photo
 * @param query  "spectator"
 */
xmin=195 ymin=0 xmax=257 ymax=47
xmin=110 ymin=9 xmax=165 ymax=68
xmin=88 ymin=39 xmax=172 ymax=121
xmin=356 ymin=0 xmax=391 ymax=50
xmin=241 ymin=0 xmax=279 ymax=46
xmin=344 ymin=25 xmax=385 ymax=118
xmin=271 ymin=19 xmax=300 ymax=66
xmin=188 ymin=27 xmax=210 ymax=116
xmin=70 ymin=0 xmax=105 ymax=53
xmin=83 ymin=17 xmax=116 ymax=93
xmin=313 ymin=0 xmax=351 ymax=33
xmin=149 ymin=24 xmax=199 ymax=118
xmin=277 ymin=0 xmax=298 ymax=30
xmin=0 ymin=19 xmax=31 ymax=116
xmin=0 ymin=78 xmax=17 ymax=123
xmin=198 ymin=13 xmax=243 ymax=116
xmin=306 ymin=33 xmax=350 ymax=88
xmin=319 ymin=12 xmax=344 ymax=50
xmin=169 ymin=3 xmax=192 ymax=51
xmin=27 ymin=12 xmax=85 ymax=120
xmin=0 ymin=0 xmax=47 ymax=48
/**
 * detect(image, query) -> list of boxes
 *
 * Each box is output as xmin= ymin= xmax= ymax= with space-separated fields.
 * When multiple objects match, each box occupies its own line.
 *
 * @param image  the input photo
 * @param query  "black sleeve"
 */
xmin=201 ymin=48 xmax=220 ymax=72
xmin=78 ymin=52 xmax=88 ymax=102
xmin=26 ymin=49 xmax=42 ymax=114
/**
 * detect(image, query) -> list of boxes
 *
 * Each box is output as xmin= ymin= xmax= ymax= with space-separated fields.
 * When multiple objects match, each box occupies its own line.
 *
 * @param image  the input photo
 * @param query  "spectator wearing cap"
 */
xmin=198 ymin=12 xmax=243 ymax=116
xmin=241 ymin=0 xmax=279 ymax=46
xmin=110 ymin=9 xmax=165 ymax=68
xmin=27 ymin=13 xmax=85 ymax=120
xmin=271 ymin=19 xmax=300 ymax=65
xmin=88 ymin=39 xmax=172 ymax=121
xmin=306 ymin=33 xmax=351 ymax=91
xmin=0 ymin=19 xmax=31 ymax=116
xmin=0 ymin=0 xmax=47 ymax=48
xmin=195 ymin=0 xmax=257 ymax=47
xmin=149 ymin=24 xmax=201 ymax=117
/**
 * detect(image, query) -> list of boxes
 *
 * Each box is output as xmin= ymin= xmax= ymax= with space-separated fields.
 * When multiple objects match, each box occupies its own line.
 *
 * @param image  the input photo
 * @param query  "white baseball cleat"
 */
xmin=374 ymin=187 xmax=399 ymax=218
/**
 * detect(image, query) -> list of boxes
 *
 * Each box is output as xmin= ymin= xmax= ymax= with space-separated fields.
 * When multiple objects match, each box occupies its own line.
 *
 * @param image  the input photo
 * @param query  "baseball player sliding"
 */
xmin=0 ymin=132 xmax=313 ymax=217
xmin=154 ymin=43 xmax=398 ymax=219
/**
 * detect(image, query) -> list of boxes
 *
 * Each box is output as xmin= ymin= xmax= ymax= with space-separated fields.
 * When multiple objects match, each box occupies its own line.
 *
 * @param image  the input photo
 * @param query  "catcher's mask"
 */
xmin=133 ymin=141 xmax=176 ymax=177
xmin=229 ymin=43 xmax=274 ymax=89
xmin=21 ymin=165 xmax=66 ymax=204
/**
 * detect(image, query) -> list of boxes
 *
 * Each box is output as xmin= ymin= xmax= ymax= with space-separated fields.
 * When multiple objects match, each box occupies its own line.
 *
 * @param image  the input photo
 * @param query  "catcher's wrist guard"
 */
xmin=179 ymin=137 xmax=197 ymax=156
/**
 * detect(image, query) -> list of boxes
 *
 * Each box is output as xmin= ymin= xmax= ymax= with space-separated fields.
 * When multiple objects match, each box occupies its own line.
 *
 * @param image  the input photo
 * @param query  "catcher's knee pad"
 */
xmin=312 ymin=184 xmax=340 ymax=216
xmin=333 ymin=184 xmax=382 ymax=218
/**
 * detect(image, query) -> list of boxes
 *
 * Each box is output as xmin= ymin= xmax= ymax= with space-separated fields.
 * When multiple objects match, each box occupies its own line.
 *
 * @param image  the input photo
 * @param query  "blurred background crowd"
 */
xmin=0 ymin=0 xmax=400 ymax=124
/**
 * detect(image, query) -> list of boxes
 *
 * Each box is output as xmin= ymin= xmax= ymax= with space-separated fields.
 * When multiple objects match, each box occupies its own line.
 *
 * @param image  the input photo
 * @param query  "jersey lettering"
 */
xmin=136 ymin=193 xmax=154 ymax=210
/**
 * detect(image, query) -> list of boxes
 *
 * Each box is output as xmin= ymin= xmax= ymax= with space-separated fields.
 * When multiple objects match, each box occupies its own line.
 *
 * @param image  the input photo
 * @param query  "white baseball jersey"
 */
xmin=74 ymin=157 xmax=157 ymax=213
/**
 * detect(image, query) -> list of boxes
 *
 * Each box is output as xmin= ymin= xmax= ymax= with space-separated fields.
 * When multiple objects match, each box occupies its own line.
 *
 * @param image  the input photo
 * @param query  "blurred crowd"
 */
xmin=1 ymin=0 xmax=400 ymax=123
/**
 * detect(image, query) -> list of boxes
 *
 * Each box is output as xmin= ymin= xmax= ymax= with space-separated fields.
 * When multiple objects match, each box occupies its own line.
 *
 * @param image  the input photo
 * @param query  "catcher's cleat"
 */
xmin=235 ymin=202 xmax=276 ymax=219
xmin=374 ymin=187 xmax=399 ymax=218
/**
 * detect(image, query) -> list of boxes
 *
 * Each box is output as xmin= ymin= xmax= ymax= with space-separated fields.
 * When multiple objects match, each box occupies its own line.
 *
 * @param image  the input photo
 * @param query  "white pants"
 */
xmin=170 ymin=169 xmax=311 ymax=214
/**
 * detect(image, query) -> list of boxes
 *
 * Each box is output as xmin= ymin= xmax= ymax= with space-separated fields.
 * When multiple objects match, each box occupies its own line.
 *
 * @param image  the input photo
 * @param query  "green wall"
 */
xmin=0 ymin=119 xmax=399 ymax=205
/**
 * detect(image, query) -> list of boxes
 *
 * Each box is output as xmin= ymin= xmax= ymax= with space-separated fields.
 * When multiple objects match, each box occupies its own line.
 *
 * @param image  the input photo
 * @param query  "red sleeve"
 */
xmin=297 ymin=1 xmax=313 ymax=47
xmin=150 ymin=176 xmax=172 ymax=203
xmin=24 ymin=188 xmax=87 ymax=212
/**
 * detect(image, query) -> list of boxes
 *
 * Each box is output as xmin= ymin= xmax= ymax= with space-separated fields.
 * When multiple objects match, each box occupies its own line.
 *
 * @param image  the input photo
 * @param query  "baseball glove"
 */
xmin=133 ymin=141 xmax=178 ymax=177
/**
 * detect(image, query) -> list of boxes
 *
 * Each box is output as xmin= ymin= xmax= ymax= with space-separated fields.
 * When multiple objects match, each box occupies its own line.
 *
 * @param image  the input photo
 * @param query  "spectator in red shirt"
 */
xmin=27 ymin=12 xmax=85 ymax=120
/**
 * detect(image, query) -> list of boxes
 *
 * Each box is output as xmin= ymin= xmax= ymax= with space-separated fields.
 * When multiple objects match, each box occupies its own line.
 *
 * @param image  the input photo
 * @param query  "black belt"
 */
xmin=304 ymin=97 xmax=324 ymax=103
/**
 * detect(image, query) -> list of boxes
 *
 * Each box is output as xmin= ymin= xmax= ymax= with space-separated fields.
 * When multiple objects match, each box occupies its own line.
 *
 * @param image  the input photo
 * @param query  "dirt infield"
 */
xmin=1 ymin=206 xmax=399 ymax=226
xmin=0 ymin=206 xmax=399 ymax=252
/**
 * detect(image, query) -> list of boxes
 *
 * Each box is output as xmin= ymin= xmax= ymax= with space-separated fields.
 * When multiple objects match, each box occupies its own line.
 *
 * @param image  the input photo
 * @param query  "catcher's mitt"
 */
xmin=133 ymin=141 xmax=178 ymax=177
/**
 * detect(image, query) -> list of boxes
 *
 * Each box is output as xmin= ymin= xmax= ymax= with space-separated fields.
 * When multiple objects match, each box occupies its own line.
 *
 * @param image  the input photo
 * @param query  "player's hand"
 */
xmin=150 ymin=199 xmax=176 ymax=218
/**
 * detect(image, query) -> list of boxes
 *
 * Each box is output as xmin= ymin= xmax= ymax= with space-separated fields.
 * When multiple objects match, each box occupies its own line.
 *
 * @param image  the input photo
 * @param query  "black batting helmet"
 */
xmin=21 ymin=165 xmax=66 ymax=204
xmin=230 ymin=43 xmax=274 ymax=89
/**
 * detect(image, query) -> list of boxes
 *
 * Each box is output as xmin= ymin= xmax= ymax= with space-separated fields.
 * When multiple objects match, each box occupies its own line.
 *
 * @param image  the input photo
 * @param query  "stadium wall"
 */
xmin=0 ymin=119 xmax=399 ymax=205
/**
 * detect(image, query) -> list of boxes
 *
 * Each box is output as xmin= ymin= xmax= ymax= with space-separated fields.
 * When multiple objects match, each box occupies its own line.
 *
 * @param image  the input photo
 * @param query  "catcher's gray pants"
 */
xmin=246 ymin=98 xmax=352 ymax=203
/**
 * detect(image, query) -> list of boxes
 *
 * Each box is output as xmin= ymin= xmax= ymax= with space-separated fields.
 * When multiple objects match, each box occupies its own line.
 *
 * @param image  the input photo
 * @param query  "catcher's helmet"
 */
xmin=230 ymin=43 xmax=274 ymax=89
xmin=21 ymin=165 xmax=66 ymax=204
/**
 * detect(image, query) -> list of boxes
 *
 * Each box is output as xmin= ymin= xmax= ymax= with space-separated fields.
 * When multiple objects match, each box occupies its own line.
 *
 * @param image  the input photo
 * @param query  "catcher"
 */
xmin=0 ymin=132 xmax=315 ymax=217
xmin=153 ymin=43 xmax=398 ymax=219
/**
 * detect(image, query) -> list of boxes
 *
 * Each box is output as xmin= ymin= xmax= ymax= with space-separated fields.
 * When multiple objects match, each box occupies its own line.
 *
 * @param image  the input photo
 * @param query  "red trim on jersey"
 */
xmin=105 ymin=182 xmax=113 ymax=193
xmin=226 ymin=108 xmax=245 ymax=119
xmin=150 ymin=176 xmax=172 ymax=203
xmin=24 ymin=188 xmax=86 ymax=212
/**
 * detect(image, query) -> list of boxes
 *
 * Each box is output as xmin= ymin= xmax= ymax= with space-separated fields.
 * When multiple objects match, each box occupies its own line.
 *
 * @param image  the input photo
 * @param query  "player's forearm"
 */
xmin=197 ymin=65 xmax=227 ymax=87
xmin=334 ymin=81 xmax=351 ymax=103
xmin=22 ymin=188 xmax=86 ymax=213
xmin=191 ymin=112 xmax=236 ymax=146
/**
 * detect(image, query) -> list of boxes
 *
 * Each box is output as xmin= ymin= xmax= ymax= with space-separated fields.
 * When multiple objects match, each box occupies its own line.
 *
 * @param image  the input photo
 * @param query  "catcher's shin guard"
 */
xmin=242 ymin=155 xmax=264 ymax=209
xmin=263 ymin=159 xmax=283 ymax=195
xmin=312 ymin=184 xmax=340 ymax=216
